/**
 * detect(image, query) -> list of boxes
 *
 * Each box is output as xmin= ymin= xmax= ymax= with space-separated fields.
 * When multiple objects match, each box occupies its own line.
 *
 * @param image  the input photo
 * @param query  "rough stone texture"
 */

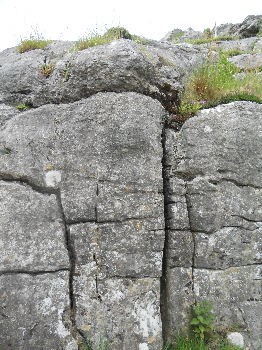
xmin=0 ymin=181 xmax=69 ymax=272
xmin=228 ymin=52 xmax=262 ymax=70
xmin=216 ymin=15 xmax=262 ymax=38
xmin=164 ymin=102 xmax=262 ymax=348
xmin=0 ymin=91 xmax=165 ymax=349
xmin=1 ymin=31 xmax=262 ymax=349
xmin=0 ymin=39 xmax=209 ymax=109
xmin=0 ymin=271 xmax=77 ymax=350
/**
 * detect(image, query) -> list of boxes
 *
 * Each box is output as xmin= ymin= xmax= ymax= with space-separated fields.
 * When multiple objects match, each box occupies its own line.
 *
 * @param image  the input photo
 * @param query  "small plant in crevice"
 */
xmin=164 ymin=301 xmax=243 ymax=350
xmin=39 ymin=62 xmax=54 ymax=78
xmin=79 ymin=334 xmax=110 ymax=350
xmin=190 ymin=301 xmax=216 ymax=341
xmin=15 ymin=103 xmax=30 ymax=111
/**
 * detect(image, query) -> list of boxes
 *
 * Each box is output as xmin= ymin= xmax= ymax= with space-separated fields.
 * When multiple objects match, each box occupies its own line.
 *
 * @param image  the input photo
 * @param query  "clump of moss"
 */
xmin=16 ymin=104 xmax=30 ymax=111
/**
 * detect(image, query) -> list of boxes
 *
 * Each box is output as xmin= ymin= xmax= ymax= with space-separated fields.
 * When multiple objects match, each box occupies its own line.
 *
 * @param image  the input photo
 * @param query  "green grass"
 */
xmin=17 ymin=37 xmax=52 ymax=53
xmin=171 ymin=51 xmax=262 ymax=122
xmin=188 ymin=35 xmax=237 ymax=45
xmin=164 ymin=334 xmax=242 ymax=350
xmin=75 ymin=27 xmax=148 ymax=51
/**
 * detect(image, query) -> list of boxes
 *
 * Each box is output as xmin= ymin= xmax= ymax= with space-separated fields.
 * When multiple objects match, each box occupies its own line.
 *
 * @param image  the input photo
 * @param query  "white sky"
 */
xmin=0 ymin=0 xmax=261 ymax=52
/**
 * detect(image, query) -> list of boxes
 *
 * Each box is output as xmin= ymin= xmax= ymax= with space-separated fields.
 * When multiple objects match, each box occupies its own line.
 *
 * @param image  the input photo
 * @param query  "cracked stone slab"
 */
xmin=194 ymin=226 xmax=262 ymax=269
xmin=0 ymin=92 xmax=165 ymax=223
xmin=73 ymin=271 xmax=162 ymax=350
xmin=186 ymin=178 xmax=262 ymax=234
xmin=0 ymin=181 xmax=69 ymax=272
xmin=0 ymin=271 xmax=77 ymax=350
xmin=163 ymin=267 xmax=194 ymax=340
xmin=194 ymin=266 xmax=262 ymax=348
xmin=97 ymin=182 xmax=164 ymax=222
xmin=69 ymin=219 xmax=164 ymax=278
xmin=168 ymin=231 xmax=194 ymax=268
xmin=173 ymin=102 xmax=262 ymax=187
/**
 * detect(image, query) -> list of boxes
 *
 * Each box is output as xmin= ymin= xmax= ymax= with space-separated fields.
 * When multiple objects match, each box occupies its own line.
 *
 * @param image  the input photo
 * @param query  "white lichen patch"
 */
xmin=45 ymin=170 xmax=62 ymax=187
xmin=139 ymin=343 xmax=149 ymax=350
xmin=132 ymin=294 xmax=161 ymax=339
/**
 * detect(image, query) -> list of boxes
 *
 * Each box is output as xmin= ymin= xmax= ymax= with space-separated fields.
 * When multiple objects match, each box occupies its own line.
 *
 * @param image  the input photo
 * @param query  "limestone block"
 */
xmin=74 ymin=271 xmax=162 ymax=350
xmin=0 ymin=271 xmax=77 ymax=350
xmin=69 ymin=220 xmax=164 ymax=278
xmin=0 ymin=181 xmax=69 ymax=272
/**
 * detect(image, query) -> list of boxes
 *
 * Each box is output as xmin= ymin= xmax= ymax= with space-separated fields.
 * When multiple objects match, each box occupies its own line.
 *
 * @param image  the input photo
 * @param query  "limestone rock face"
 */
xmin=0 ymin=91 xmax=165 ymax=349
xmin=163 ymin=102 xmax=262 ymax=349
xmin=0 ymin=31 xmax=262 ymax=349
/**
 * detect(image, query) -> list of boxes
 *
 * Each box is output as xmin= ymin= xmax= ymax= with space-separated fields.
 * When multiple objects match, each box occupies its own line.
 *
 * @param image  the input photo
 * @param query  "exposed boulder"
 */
xmin=216 ymin=15 xmax=262 ymax=38
xmin=0 ymin=39 xmax=209 ymax=110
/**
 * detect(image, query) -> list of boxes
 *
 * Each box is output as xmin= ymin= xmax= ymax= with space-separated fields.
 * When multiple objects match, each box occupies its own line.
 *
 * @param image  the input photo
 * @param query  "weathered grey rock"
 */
xmin=0 ymin=181 xmax=69 ymax=272
xmin=74 ymin=274 xmax=162 ymax=349
xmin=216 ymin=15 xmax=262 ymax=38
xmin=69 ymin=220 xmax=164 ymax=278
xmin=161 ymin=28 xmax=184 ymax=42
xmin=0 ymin=271 xmax=77 ymax=350
xmin=164 ymin=102 xmax=262 ymax=348
xmin=228 ymin=52 xmax=262 ymax=69
xmin=0 ymin=104 xmax=19 ymax=128
xmin=254 ymin=37 xmax=262 ymax=51
xmin=0 ymin=91 xmax=165 ymax=349
xmin=204 ymin=37 xmax=258 ymax=52
xmin=0 ymin=39 xmax=209 ymax=109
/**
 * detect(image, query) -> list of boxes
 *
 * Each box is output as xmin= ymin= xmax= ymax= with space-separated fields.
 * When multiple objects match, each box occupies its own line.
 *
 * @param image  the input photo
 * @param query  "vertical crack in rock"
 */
xmin=185 ymin=192 xmax=196 ymax=300
xmin=160 ymin=124 xmax=170 ymax=343
xmin=56 ymin=190 xmax=83 ymax=345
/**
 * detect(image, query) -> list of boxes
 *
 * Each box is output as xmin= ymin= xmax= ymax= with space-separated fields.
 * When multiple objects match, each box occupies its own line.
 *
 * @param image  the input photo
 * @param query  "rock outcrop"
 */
xmin=0 ymin=19 xmax=262 ymax=350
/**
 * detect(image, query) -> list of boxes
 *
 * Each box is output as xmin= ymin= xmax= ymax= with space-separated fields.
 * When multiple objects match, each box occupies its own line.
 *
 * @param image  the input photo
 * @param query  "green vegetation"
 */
xmin=188 ymin=35 xmax=237 ymax=45
xmin=172 ymin=50 xmax=262 ymax=122
xmin=190 ymin=301 xmax=216 ymax=340
xmin=17 ymin=36 xmax=52 ymax=53
xmin=171 ymin=31 xmax=185 ymax=42
xmin=15 ymin=104 xmax=30 ymax=111
xmin=257 ymin=21 xmax=262 ymax=36
xmin=39 ymin=63 xmax=54 ymax=78
xmin=164 ymin=302 xmax=242 ymax=350
xmin=75 ymin=27 xmax=147 ymax=51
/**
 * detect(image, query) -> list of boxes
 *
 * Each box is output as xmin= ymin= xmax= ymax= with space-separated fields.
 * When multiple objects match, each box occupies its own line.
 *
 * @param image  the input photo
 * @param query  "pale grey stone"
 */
xmin=0 ymin=271 xmax=77 ymax=349
xmin=168 ymin=231 xmax=193 ymax=267
xmin=164 ymin=267 xmax=194 ymax=339
xmin=0 ymin=181 xmax=69 ymax=272
xmin=194 ymin=266 xmax=262 ymax=330
xmin=228 ymin=52 xmax=262 ymax=70
xmin=69 ymin=219 xmax=164 ymax=278
xmin=227 ymin=332 xmax=245 ymax=348
xmin=0 ymin=39 xmax=210 ymax=108
xmin=73 ymin=273 xmax=162 ymax=349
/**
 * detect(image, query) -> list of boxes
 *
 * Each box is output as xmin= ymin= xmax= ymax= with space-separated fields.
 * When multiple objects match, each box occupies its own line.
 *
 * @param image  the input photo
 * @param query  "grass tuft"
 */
xmin=17 ymin=37 xmax=52 ymax=53
xmin=75 ymin=27 xmax=132 ymax=51
xmin=171 ymin=50 xmax=262 ymax=122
